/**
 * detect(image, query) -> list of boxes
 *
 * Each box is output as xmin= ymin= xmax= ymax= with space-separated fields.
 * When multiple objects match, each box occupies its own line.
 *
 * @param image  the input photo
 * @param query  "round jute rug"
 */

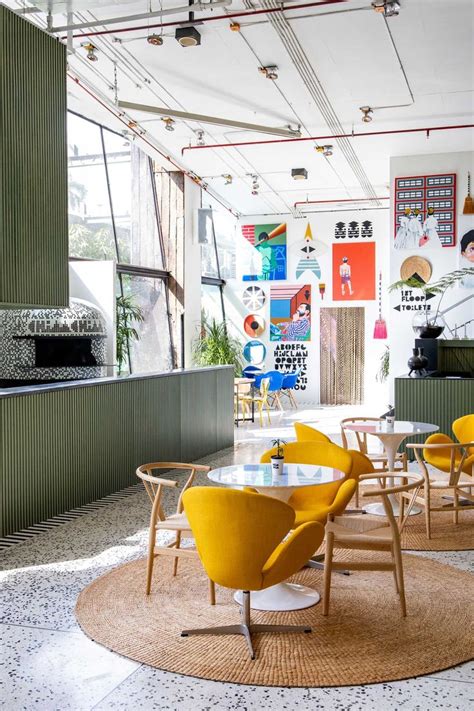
xmin=76 ymin=554 xmax=474 ymax=687
xmin=356 ymin=489 xmax=474 ymax=552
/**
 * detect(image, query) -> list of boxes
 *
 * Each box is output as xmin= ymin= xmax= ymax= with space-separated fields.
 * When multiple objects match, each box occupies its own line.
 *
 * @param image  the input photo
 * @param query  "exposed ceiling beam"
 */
xmin=118 ymin=101 xmax=302 ymax=137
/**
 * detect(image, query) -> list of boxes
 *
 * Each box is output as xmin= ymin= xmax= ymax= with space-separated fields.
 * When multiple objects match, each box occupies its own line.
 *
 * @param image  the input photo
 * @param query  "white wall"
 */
xmin=389 ymin=151 xmax=474 ymax=398
xmin=224 ymin=209 xmax=390 ymax=408
xmin=69 ymin=260 xmax=116 ymax=375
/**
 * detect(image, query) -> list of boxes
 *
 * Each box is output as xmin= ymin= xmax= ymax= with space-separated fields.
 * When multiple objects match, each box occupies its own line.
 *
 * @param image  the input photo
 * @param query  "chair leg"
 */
xmin=258 ymin=404 xmax=263 ymax=428
xmin=355 ymin=481 xmax=359 ymax=509
xmin=146 ymin=528 xmax=156 ymax=595
xmin=453 ymin=489 xmax=459 ymax=524
xmin=390 ymin=544 xmax=399 ymax=595
xmin=265 ymin=403 xmax=271 ymax=425
xmin=323 ymin=532 xmax=334 ymax=616
xmin=209 ymin=579 xmax=216 ymax=606
xmin=274 ymin=392 xmax=284 ymax=411
xmin=399 ymin=492 xmax=405 ymax=526
xmin=424 ymin=487 xmax=431 ymax=540
xmin=173 ymin=532 xmax=181 ymax=576
xmin=392 ymin=541 xmax=407 ymax=617
xmin=290 ymin=391 xmax=298 ymax=409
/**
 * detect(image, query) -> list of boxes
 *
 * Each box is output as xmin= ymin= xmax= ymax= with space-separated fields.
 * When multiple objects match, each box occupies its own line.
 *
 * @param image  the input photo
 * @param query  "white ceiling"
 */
xmin=12 ymin=0 xmax=474 ymax=215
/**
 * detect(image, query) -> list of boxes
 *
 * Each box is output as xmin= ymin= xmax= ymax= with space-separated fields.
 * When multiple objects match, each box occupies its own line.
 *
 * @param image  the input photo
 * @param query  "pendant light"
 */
xmin=373 ymin=272 xmax=388 ymax=339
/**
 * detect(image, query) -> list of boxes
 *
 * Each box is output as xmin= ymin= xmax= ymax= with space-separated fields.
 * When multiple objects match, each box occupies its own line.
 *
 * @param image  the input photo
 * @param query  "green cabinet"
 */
xmin=0 ymin=6 xmax=68 ymax=307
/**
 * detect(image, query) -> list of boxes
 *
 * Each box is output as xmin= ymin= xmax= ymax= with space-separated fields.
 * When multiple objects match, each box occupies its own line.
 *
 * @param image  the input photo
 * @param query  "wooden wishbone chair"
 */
xmin=323 ymin=471 xmax=424 ymax=618
xmin=405 ymin=442 xmax=474 ymax=539
xmin=136 ymin=462 xmax=215 ymax=604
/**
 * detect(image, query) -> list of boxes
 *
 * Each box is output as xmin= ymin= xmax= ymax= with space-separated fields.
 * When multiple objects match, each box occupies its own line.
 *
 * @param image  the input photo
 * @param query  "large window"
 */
xmin=199 ymin=197 xmax=237 ymax=326
xmin=68 ymin=112 xmax=172 ymax=374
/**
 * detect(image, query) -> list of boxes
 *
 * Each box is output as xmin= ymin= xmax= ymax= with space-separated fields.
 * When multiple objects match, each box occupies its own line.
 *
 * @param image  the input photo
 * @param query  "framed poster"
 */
xmin=241 ymin=223 xmax=287 ymax=281
xmin=270 ymin=284 xmax=311 ymax=341
xmin=394 ymin=173 xmax=456 ymax=248
xmin=332 ymin=243 xmax=376 ymax=301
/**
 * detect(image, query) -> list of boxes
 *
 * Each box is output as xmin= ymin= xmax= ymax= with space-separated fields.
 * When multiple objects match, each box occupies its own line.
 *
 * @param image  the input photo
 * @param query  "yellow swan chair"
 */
xmin=423 ymin=414 xmax=474 ymax=475
xmin=181 ymin=487 xmax=324 ymax=660
xmin=293 ymin=422 xmax=374 ymax=507
xmin=294 ymin=422 xmax=331 ymax=443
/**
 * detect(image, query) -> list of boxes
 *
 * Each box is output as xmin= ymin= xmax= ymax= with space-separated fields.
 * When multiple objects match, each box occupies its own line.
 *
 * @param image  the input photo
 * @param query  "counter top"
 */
xmin=395 ymin=373 xmax=473 ymax=380
xmin=0 ymin=365 xmax=234 ymax=399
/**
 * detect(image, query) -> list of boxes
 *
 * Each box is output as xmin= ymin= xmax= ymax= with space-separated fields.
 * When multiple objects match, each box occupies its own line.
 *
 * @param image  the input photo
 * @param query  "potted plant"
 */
xmin=389 ymin=267 xmax=474 ymax=339
xmin=192 ymin=314 xmax=243 ymax=375
xmin=116 ymin=293 xmax=144 ymax=375
xmin=270 ymin=438 xmax=286 ymax=475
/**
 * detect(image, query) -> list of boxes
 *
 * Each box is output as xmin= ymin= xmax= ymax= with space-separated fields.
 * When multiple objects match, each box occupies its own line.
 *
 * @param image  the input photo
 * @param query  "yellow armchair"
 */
xmin=181 ymin=487 xmax=324 ymax=659
xmin=294 ymin=422 xmax=331 ymax=443
xmin=424 ymin=415 xmax=474 ymax=475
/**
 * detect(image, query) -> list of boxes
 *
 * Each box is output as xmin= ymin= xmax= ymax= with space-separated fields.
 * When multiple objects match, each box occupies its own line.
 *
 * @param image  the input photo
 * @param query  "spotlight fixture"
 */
xmin=372 ymin=1 xmax=401 ymax=17
xmin=162 ymin=117 xmax=175 ymax=132
xmin=258 ymin=65 xmax=278 ymax=80
xmin=175 ymin=26 xmax=201 ymax=47
xmin=147 ymin=33 xmax=163 ymax=46
xmin=315 ymin=145 xmax=333 ymax=157
xmin=222 ymin=174 xmax=233 ymax=185
xmin=196 ymin=130 xmax=205 ymax=146
xmin=291 ymin=168 xmax=308 ymax=181
xmin=229 ymin=22 xmax=241 ymax=32
xmin=248 ymin=174 xmax=259 ymax=195
xmin=360 ymin=106 xmax=373 ymax=123
xmin=83 ymin=42 xmax=98 ymax=61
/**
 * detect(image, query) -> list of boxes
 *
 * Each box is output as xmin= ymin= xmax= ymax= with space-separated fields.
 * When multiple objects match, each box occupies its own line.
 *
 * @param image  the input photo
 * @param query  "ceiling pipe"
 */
xmin=182 ymin=123 xmax=474 ymax=153
xmin=294 ymin=197 xmax=390 ymax=208
xmin=62 ymin=0 xmax=349 ymax=40
xmin=52 ymin=0 xmax=232 ymax=33
xmin=66 ymin=72 xmax=240 ymax=217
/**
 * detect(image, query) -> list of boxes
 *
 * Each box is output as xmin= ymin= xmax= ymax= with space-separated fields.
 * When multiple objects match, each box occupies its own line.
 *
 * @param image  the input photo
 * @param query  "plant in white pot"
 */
xmin=270 ymin=438 xmax=286 ymax=475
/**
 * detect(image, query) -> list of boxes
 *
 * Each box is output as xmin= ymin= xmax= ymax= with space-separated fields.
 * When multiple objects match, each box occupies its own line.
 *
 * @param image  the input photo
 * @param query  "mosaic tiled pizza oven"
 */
xmin=0 ymin=299 xmax=107 ymax=386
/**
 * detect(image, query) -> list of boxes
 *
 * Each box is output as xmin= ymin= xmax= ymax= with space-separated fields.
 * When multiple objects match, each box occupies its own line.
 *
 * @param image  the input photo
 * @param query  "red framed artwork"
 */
xmin=394 ymin=173 xmax=456 ymax=249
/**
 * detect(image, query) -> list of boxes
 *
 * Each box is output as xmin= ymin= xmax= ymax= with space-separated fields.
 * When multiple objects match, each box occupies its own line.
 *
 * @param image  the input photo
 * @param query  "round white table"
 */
xmin=208 ymin=463 xmax=345 ymax=611
xmin=343 ymin=420 xmax=439 ymax=516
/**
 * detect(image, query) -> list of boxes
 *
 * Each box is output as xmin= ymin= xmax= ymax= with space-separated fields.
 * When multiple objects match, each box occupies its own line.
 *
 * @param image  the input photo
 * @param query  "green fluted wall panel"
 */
xmin=0 ymin=6 xmax=68 ymax=307
xmin=0 ymin=368 xmax=234 ymax=536
xmin=395 ymin=377 xmax=474 ymax=455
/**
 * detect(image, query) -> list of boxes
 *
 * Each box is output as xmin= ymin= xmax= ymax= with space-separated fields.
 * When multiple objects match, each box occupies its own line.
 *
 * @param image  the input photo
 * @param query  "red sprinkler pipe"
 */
xmin=182 ymin=124 xmax=474 ymax=154
xmin=294 ymin=197 xmax=390 ymax=209
xmin=66 ymin=73 xmax=239 ymax=217
xmin=64 ymin=1 xmax=349 ymax=40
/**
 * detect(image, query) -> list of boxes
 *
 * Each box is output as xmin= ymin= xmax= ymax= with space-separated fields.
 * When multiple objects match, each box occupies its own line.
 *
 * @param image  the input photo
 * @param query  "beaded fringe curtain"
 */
xmin=320 ymin=307 xmax=364 ymax=405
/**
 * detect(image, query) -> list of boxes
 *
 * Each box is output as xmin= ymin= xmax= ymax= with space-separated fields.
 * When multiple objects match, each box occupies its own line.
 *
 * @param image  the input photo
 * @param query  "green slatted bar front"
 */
xmin=0 ymin=367 xmax=234 ymax=536
xmin=395 ymin=376 xmax=474 ymax=455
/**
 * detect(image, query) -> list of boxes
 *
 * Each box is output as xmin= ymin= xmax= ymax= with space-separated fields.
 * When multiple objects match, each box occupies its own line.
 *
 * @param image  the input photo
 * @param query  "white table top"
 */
xmin=344 ymin=420 xmax=438 ymax=436
xmin=208 ymin=463 xmax=345 ymax=490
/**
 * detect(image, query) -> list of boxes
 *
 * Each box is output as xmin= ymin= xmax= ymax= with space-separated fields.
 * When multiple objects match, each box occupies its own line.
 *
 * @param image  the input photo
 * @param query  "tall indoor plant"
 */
xmin=116 ymin=294 xmax=144 ymax=374
xmin=192 ymin=315 xmax=244 ymax=375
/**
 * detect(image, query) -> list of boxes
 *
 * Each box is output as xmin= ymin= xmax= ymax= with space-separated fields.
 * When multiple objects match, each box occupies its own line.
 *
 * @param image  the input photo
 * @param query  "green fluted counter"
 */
xmin=395 ymin=375 xmax=474 ymax=454
xmin=0 ymin=367 xmax=234 ymax=536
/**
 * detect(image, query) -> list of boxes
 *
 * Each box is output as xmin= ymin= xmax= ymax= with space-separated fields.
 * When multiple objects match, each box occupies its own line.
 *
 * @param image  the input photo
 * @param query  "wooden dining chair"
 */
xmin=136 ymin=462 xmax=215 ymax=604
xmin=341 ymin=417 xmax=407 ymax=506
xmin=240 ymin=377 xmax=271 ymax=427
xmin=404 ymin=442 xmax=474 ymax=539
xmin=323 ymin=471 xmax=423 ymax=617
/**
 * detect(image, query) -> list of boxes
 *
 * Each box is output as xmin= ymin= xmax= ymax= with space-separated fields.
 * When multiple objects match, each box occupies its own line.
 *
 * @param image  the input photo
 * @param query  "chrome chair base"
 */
xmin=181 ymin=590 xmax=312 ymax=659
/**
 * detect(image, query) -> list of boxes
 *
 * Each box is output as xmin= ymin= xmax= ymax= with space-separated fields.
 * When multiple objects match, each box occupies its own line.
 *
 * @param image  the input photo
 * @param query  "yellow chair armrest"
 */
xmin=262 ymin=521 xmax=324 ymax=589
xmin=325 ymin=479 xmax=357 ymax=516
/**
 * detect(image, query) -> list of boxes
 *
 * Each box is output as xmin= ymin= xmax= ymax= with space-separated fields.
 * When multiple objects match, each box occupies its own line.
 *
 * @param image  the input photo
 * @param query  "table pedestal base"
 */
xmin=234 ymin=583 xmax=320 ymax=611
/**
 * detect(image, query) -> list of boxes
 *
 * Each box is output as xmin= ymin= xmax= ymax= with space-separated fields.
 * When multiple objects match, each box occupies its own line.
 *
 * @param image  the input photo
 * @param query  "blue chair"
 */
xmin=262 ymin=370 xmax=285 ymax=410
xmin=242 ymin=365 xmax=263 ymax=379
xmin=281 ymin=371 xmax=300 ymax=409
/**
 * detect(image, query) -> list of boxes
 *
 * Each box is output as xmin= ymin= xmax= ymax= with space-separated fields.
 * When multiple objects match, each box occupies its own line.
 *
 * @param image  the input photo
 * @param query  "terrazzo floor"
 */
xmin=1 ymin=405 xmax=473 ymax=711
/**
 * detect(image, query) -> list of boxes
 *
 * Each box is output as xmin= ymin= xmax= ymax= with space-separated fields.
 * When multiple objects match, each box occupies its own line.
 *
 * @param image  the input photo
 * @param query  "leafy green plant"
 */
xmin=376 ymin=345 xmax=390 ymax=383
xmin=192 ymin=315 xmax=243 ymax=375
xmin=271 ymin=438 xmax=287 ymax=458
xmin=116 ymin=294 xmax=145 ymax=374
xmin=389 ymin=267 xmax=474 ymax=323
